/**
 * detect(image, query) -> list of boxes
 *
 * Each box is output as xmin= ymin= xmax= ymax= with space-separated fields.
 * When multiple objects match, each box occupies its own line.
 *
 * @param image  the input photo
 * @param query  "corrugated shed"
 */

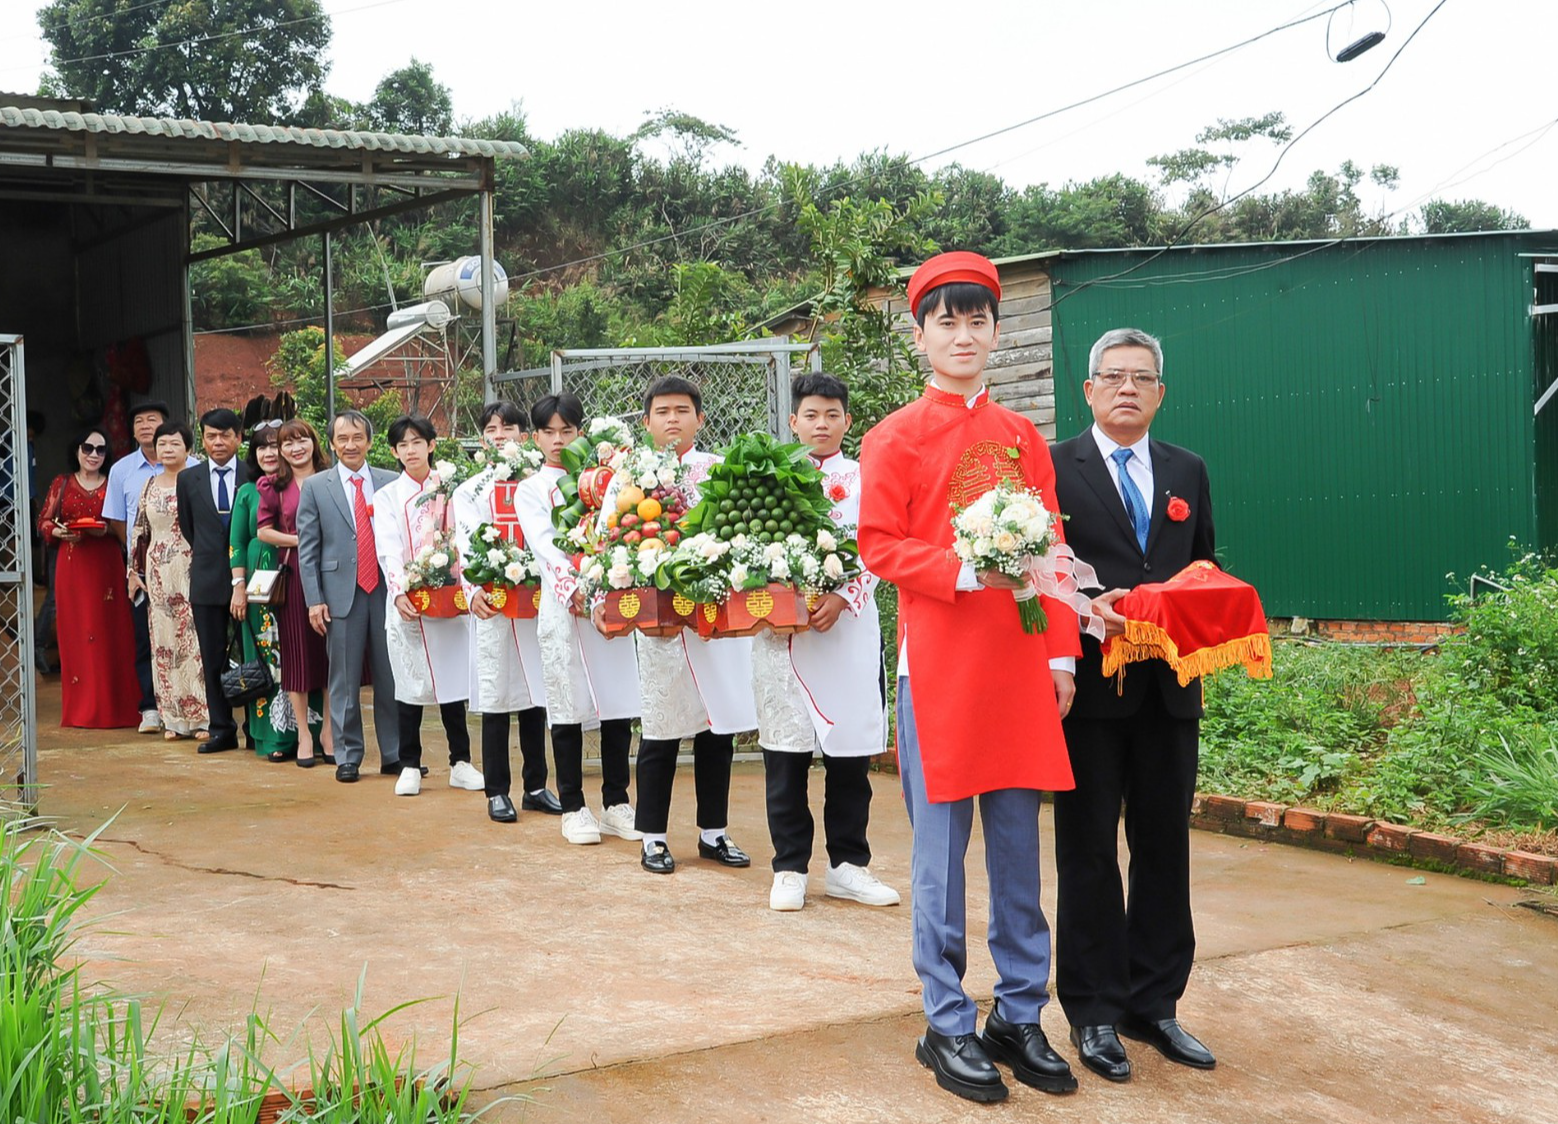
xmin=1048 ymin=233 xmax=1558 ymax=620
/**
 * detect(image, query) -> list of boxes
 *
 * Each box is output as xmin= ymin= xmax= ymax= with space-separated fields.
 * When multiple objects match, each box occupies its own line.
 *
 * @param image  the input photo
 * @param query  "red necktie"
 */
xmin=352 ymin=475 xmax=379 ymax=593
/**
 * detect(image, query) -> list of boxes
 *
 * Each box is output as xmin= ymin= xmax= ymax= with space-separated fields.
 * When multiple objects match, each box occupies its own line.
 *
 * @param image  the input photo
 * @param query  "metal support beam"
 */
xmin=188 ymin=186 xmax=471 ymax=261
xmin=480 ymin=189 xmax=497 ymax=407
xmin=324 ymin=231 xmax=335 ymax=424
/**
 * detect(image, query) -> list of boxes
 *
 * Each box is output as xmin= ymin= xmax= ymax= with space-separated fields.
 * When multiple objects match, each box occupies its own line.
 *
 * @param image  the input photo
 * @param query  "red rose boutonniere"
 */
xmin=827 ymin=482 xmax=849 ymax=502
xmin=1166 ymin=496 xmax=1190 ymax=522
xmin=365 ymin=504 xmax=375 ymax=518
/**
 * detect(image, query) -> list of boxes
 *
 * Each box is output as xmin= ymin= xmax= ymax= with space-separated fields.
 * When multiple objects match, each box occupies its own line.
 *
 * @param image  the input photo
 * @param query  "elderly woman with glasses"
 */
xmin=36 ymin=428 xmax=142 ymax=727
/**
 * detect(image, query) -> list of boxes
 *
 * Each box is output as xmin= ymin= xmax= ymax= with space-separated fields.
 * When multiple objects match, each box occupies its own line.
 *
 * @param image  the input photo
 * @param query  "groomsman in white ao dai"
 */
xmin=754 ymin=374 xmax=900 ymax=912
xmin=453 ymin=402 xmax=555 ymax=824
xmin=374 ymin=415 xmax=482 ymax=799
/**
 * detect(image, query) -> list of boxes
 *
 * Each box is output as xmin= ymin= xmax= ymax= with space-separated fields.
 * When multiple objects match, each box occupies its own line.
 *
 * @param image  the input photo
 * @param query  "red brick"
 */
xmin=1244 ymin=801 xmax=1286 ymax=828
xmin=1325 ymin=813 xmax=1375 ymax=843
xmin=1202 ymin=795 xmax=1245 ymax=821
xmin=1408 ymin=831 xmax=1461 ymax=864
xmin=1283 ymin=808 xmax=1327 ymax=834
xmin=1502 ymin=850 xmax=1558 ymax=886
xmin=1455 ymin=842 xmax=1506 ymax=876
xmin=1191 ymin=792 xmax=1208 ymax=816
xmin=1366 ymin=822 xmax=1418 ymax=853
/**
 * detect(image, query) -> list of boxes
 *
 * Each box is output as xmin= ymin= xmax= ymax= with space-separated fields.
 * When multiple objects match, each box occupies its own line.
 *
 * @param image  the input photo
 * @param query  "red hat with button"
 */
xmin=906 ymin=251 xmax=1002 ymax=318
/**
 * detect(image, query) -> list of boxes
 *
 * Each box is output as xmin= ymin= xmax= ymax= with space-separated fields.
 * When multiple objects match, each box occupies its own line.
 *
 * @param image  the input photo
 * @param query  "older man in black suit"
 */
xmin=177 ymin=407 xmax=249 ymax=754
xmin=1050 ymin=327 xmax=1217 ymax=1083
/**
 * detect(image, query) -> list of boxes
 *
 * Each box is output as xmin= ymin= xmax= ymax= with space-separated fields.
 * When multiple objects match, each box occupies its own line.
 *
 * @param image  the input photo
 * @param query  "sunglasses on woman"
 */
xmin=80 ymin=442 xmax=108 ymax=456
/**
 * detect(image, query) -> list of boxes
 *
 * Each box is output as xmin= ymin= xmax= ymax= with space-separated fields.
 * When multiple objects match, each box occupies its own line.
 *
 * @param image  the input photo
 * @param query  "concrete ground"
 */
xmin=30 ymin=675 xmax=1558 ymax=1124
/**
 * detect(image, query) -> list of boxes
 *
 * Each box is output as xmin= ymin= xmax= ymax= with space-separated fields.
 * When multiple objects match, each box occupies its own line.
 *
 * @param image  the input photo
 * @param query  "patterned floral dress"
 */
xmin=133 ymin=478 xmax=208 ymax=736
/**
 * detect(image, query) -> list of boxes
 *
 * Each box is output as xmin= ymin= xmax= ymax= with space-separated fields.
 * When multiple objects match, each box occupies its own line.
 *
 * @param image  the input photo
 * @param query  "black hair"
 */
xmin=479 ymin=401 xmax=528 ymax=430
xmin=912 ymin=281 xmax=1001 ymax=327
xmin=790 ymin=373 xmax=850 ymax=412
xmin=130 ymin=399 xmax=171 ymax=423
xmin=642 ymin=375 xmax=702 ymax=416
xmin=67 ymin=426 xmax=114 ymax=473
xmin=387 ymin=414 xmax=438 ymax=447
xmin=152 ymin=419 xmax=194 ymax=450
xmin=244 ymin=424 xmax=280 ymax=477
xmin=530 ymin=393 xmax=585 ymax=431
xmin=331 ymin=409 xmax=374 ymax=442
xmin=199 ymin=407 xmax=242 ymax=434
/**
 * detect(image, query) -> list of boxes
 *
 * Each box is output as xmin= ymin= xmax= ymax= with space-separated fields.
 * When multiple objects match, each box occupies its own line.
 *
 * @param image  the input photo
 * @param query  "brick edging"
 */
xmin=1190 ymin=793 xmax=1557 ymax=886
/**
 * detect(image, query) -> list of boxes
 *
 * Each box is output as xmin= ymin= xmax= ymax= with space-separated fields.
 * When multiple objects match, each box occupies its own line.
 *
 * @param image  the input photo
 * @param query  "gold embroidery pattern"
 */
xmin=948 ymin=440 xmax=1024 ymax=510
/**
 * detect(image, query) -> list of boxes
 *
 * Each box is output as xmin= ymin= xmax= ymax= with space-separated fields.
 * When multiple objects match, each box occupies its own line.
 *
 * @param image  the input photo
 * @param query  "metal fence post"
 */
xmin=0 ymin=335 xmax=37 ymax=815
xmin=773 ymin=350 xmax=792 ymax=439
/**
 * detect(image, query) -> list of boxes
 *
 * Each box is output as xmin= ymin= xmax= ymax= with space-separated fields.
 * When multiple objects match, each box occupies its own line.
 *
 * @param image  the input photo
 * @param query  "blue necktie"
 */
xmin=216 ymin=466 xmax=231 ymax=527
xmin=1111 ymin=448 xmax=1150 ymax=554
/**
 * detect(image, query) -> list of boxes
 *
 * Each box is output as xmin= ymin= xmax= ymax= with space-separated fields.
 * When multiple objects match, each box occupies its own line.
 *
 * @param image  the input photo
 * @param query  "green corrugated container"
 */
xmin=1047 ymin=232 xmax=1558 ymax=620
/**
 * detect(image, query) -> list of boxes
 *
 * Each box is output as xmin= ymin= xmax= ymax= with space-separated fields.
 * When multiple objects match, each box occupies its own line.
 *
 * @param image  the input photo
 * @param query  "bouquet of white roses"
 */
xmin=461 ymin=521 xmax=542 ymax=589
xmin=580 ymin=536 xmax=673 ymax=597
xmin=473 ymin=438 xmax=544 ymax=482
xmin=404 ymin=529 xmax=462 ymax=591
xmin=723 ymin=527 xmax=858 ymax=595
xmin=951 ymin=483 xmax=1060 ymax=634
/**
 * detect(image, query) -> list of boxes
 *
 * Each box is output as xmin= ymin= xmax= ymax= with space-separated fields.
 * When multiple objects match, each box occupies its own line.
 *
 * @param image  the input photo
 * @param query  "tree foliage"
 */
xmin=366 ymin=58 xmax=453 ymax=136
xmin=1419 ymin=198 xmax=1530 ymax=234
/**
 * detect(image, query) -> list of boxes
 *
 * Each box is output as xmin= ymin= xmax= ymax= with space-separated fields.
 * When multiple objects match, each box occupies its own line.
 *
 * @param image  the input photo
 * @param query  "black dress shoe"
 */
xmin=487 ymin=795 xmax=517 ymax=823
xmin=915 ymin=1028 xmax=1008 ymax=1103
xmin=335 ymin=763 xmax=360 ymax=783
xmin=379 ymin=762 xmax=428 ymax=777
xmin=1117 ymin=1016 xmax=1216 ymax=1070
xmin=296 ymin=753 xmax=318 ymax=769
xmin=520 ymin=789 xmax=564 ymax=815
xmin=640 ymin=843 xmax=676 ymax=874
xmin=696 ymin=835 xmax=751 ymax=867
xmin=197 ymin=736 xmax=239 ymax=755
xmin=979 ymin=1002 xmax=1077 ymax=1094
xmin=1070 ymin=1025 xmax=1131 ymax=1082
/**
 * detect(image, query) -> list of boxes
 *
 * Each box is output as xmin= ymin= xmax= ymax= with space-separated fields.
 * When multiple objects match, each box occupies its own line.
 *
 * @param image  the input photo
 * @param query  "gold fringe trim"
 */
xmin=1102 ymin=619 xmax=1275 ymax=689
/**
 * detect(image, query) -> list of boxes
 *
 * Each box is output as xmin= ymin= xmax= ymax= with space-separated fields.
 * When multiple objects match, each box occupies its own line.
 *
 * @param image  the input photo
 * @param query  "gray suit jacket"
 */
xmin=296 ymin=465 xmax=399 ymax=616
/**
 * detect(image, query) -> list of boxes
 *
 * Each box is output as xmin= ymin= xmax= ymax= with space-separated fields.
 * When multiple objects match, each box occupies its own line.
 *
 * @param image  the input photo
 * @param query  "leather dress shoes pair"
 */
xmin=980 ymin=1002 xmax=1077 ymax=1094
xmin=487 ymin=795 xmax=517 ymax=823
xmin=696 ymin=835 xmax=750 ymax=867
xmin=521 ymin=789 xmax=564 ymax=815
xmin=335 ymin=763 xmax=360 ymax=783
xmin=916 ymin=1029 xmax=1007 ymax=1103
xmin=1070 ymin=1025 xmax=1131 ymax=1082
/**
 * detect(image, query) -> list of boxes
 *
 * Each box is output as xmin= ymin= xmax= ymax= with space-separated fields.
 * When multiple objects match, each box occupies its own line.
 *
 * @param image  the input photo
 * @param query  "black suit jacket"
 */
xmin=1051 ymin=429 xmax=1215 ymax=721
xmin=177 ymin=459 xmax=249 ymax=606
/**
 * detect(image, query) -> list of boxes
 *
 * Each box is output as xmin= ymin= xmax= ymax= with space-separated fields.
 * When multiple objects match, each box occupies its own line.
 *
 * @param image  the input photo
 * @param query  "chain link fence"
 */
xmin=0 ymin=335 xmax=38 ymax=817
xmin=494 ymin=340 xmax=821 ymax=447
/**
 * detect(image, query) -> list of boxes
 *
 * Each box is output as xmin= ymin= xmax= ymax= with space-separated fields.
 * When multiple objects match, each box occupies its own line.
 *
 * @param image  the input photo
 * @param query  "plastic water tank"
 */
xmin=423 ymin=256 xmax=509 ymax=311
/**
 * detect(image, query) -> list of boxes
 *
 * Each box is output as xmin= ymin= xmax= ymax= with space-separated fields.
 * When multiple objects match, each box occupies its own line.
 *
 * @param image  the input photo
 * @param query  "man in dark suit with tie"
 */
xmin=177 ymin=407 xmax=249 ymax=754
xmin=1050 ymin=328 xmax=1217 ymax=1083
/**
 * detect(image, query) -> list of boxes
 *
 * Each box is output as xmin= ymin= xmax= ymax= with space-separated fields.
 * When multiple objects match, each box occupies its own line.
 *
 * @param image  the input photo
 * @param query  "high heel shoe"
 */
xmin=320 ymin=749 xmax=337 ymax=766
xmin=296 ymin=752 xmax=318 ymax=769
xmin=267 ymin=748 xmax=297 ymax=763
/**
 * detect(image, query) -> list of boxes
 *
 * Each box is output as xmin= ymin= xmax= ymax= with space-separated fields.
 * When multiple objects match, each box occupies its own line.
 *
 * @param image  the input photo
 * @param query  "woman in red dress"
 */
xmin=37 ymin=428 xmax=141 ymax=728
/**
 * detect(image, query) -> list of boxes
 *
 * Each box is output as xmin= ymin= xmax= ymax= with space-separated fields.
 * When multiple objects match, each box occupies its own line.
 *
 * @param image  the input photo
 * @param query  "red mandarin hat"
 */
xmin=906 ymin=251 xmax=1002 ymax=318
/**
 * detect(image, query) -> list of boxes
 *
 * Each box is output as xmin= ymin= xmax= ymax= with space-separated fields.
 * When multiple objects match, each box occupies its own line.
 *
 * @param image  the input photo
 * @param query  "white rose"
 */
xmin=493 ymin=462 xmax=513 ymax=481
xmin=801 ymin=554 xmax=820 ymax=578
xmin=434 ymin=460 xmax=457 ymax=479
xmin=657 ymin=466 xmax=677 ymax=488
xmin=566 ymin=524 xmax=589 ymax=546
xmin=474 ymin=450 xmax=487 ymax=465
xmin=430 ymin=551 xmax=450 ymax=569
xmin=608 ymin=450 xmax=628 ymax=470
xmin=993 ymin=531 xmax=1018 ymax=554
xmin=763 ymin=542 xmax=786 ymax=561
xmin=585 ymin=562 xmax=604 ymax=582
xmin=954 ymin=540 xmax=974 ymax=562
xmin=612 ymin=546 xmax=630 ymax=566
xmin=500 ymin=439 xmax=520 ymax=458
xmin=503 ymin=561 xmax=526 ymax=584
xmin=596 ymin=441 xmax=615 ymax=463
xmin=769 ymin=555 xmax=790 ymax=580
xmin=482 ymin=525 xmax=501 ymax=543
xmin=608 ymin=563 xmax=634 ymax=589
xmin=972 ymin=537 xmax=992 ymax=558
xmin=822 ymin=553 xmax=844 ymax=580
xmin=638 ymin=472 xmax=658 ymax=489
xmin=816 ymin=529 xmax=837 ymax=552
xmin=729 ymin=564 xmax=750 ymax=588
xmin=485 ymin=548 xmax=506 ymax=567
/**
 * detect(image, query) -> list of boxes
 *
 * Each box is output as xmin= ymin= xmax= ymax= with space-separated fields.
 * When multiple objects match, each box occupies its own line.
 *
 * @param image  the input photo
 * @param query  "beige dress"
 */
xmin=134 ymin=479 xmax=209 ymax=735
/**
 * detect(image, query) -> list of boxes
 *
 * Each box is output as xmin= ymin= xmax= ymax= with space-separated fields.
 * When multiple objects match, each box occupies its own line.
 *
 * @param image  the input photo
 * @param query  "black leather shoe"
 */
xmin=640 ymin=843 xmax=676 ymax=874
xmin=1117 ymin=1016 xmax=1216 ymax=1070
xmin=379 ymin=762 xmax=428 ymax=777
xmin=915 ymin=1028 xmax=1008 ymax=1103
xmin=696 ymin=835 xmax=751 ymax=867
xmin=520 ymin=788 xmax=564 ymax=814
xmin=979 ymin=1002 xmax=1077 ymax=1094
xmin=197 ymin=736 xmax=239 ymax=755
xmin=487 ymin=795 xmax=517 ymax=823
xmin=335 ymin=763 xmax=360 ymax=783
xmin=1070 ymin=1025 xmax=1131 ymax=1082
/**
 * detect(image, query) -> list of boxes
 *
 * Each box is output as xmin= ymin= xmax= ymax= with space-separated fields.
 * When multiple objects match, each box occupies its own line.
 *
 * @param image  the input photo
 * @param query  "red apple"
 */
xmin=642 ymin=521 xmax=662 ymax=537
xmin=623 ymin=530 xmax=642 ymax=545
xmin=621 ymin=513 xmax=641 ymax=529
xmin=664 ymin=529 xmax=681 ymax=547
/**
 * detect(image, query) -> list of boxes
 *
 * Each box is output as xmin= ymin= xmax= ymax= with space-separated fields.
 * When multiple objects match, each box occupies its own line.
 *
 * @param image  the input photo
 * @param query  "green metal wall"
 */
xmin=1048 ymin=234 xmax=1557 ymax=620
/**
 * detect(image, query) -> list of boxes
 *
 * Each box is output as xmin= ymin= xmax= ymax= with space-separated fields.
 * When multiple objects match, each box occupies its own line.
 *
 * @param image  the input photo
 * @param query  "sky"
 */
xmin=8 ymin=0 xmax=1557 ymax=230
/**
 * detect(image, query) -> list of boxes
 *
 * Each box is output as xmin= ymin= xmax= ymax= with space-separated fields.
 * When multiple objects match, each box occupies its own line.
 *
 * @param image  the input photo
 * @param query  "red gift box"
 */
xmin=408 ymin=585 xmax=468 ymax=618
xmin=485 ymin=582 xmax=540 ymax=620
xmin=695 ymin=583 xmax=811 ymax=639
xmin=601 ymin=587 xmax=698 ymax=636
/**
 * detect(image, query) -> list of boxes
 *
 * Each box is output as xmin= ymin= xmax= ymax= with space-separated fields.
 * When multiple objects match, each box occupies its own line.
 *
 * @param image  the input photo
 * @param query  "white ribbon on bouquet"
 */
xmin=1020 ymin=544 xmax=1106 ymax=640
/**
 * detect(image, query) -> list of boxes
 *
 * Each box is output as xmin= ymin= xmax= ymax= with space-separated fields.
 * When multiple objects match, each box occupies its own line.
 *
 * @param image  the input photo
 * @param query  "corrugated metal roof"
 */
xmin=0 ymin=106 xmax=527 ymax=159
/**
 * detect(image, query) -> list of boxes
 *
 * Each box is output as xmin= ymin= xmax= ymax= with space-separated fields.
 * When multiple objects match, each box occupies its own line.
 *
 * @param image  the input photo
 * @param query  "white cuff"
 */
xmin=1048 ymin=657 xmax=1076 ymax=674
xmin=955 ymin=562 xmax=980 ymax=592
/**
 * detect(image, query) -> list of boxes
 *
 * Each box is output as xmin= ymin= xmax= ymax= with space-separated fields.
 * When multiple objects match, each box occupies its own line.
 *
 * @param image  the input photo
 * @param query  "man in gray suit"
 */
xmin=296 ymin=410 xmax=402 ymax=782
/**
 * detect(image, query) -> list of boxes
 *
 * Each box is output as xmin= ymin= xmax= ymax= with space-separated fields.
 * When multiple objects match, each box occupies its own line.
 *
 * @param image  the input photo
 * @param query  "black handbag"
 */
xmin=221 ymin=619 xmax=274 ymax=706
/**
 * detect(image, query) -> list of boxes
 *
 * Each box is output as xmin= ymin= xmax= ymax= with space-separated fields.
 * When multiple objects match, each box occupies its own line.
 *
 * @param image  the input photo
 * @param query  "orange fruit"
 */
xmin=606 ymin=512 xmax=619 ymax=529
xmin=636 ymin=497 xmax=663 ymax=522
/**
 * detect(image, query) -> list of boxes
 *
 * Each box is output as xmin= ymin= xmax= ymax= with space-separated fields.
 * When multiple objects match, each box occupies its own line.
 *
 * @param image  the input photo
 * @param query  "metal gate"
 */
xmin=493 ymin=339 xmax=822 ymax=444
xmin=0 ymin=334 xmax=37 ymax=816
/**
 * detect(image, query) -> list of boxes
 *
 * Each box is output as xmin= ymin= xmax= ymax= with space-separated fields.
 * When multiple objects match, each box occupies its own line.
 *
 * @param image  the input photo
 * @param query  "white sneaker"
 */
xmin=597 ymin=803 xmax=643 ymax=840
xmin=560 ymin=807 xmax=602 ymax=845
xmin=825 ymin=862 xmax=901 ymax=906
xmin=448 ymin=761 xmax=485 ymax=790
xmin=395 ymin=767 xmax=422 ymax=796
xmin=138 ymin=710 xmax=162 ymax=734
xmin=770 ymin=871 xmax=807 ymax=912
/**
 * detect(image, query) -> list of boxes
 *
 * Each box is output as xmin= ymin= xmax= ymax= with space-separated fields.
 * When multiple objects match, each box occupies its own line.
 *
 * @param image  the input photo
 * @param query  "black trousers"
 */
xmin=190 ymin=601 xmax=237 ymax=741
xmin=396 ymin=700 xmax=471 ymax=769
xmin=1053 ymin=689 xmax=1200 ymax=1026
xmin=131 ymin=593 xmax=155 ymax=712
xmin=634 ymin=729 xmax=733 ymax=835
xmin=552 ymin=719 xmax=633 ymax=814
xmin=763 ymin=750 xmax=873 ymax=874
xmin=479 ymin=707 xmax=547 ymax=797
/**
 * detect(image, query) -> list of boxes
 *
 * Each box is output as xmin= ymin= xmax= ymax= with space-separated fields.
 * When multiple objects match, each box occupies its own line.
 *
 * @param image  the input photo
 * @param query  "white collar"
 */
xmin=931 ymin=377 xmax=988 ymax=408
xmin=1090 ymin=423 xmax=1150 ymax=464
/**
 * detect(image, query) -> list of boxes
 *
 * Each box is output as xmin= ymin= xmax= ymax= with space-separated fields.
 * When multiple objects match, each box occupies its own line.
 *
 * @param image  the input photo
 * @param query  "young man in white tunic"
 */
xmin=453 ymin=402 xmax=555 ymax=824
xmin=755 ymin=374 xmax=901 ymax=911
xmin=614 ymin=376 xmax=757 ymax=875
xmin=374 ymin=415 xmax=483 ymax=799
xmin=513 ymin=393 xmax=644 ymax=845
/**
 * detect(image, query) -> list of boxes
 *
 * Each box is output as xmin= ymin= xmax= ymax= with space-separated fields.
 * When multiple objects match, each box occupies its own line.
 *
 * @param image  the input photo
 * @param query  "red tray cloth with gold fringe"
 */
xmin=1101 ymin=561 xmax=1273 ymax=687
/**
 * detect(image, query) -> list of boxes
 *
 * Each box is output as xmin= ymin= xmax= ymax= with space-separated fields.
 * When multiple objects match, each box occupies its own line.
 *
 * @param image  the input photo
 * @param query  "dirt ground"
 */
xmin=29 ymin=676 xmax=1558 ymax=1124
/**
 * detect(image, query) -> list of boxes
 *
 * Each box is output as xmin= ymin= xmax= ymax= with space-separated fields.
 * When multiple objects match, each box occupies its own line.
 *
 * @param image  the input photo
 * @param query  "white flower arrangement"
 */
xmin=460 ymin=522 xmax=540 ymax=588
xmin=405 ymin=530 xmax=462 ymax=591
xmin=950 ymin=482 xmax=1060 ymax=633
